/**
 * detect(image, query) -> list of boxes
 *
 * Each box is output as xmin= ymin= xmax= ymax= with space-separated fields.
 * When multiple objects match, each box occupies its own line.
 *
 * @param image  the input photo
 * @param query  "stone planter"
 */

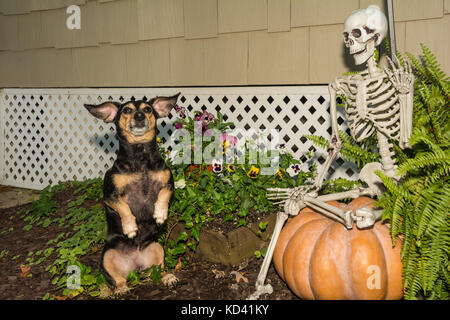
xmin=169 ymin=213 xmax=277 ymax=266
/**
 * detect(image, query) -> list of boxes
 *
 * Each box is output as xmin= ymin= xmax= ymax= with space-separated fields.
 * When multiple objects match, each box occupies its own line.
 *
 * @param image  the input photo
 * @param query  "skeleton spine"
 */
xmin=376 ymin=130 xmax=397 ymax=177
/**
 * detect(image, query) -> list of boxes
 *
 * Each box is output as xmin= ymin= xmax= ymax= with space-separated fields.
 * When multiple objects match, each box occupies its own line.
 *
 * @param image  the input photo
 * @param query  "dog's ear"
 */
xmin=151 ymin=93 xmax=181 ymax=118
xmin=84 ymin=101 xmax=120 ymax=123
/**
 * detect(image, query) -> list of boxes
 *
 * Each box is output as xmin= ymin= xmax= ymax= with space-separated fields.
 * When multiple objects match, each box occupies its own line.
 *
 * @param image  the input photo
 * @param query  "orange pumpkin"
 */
xmin=273 ymin=197 xmax=403 ymax=300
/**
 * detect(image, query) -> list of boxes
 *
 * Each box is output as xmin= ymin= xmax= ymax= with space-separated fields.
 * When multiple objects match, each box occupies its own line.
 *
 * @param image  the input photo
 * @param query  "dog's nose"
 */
xmin=134 ymin=111 xmax=145 ymax=121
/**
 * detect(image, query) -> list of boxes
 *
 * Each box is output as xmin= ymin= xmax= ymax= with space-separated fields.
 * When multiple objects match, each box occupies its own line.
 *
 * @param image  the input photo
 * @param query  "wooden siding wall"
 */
xmin=0 ymin=0 xmax=449 ymax=87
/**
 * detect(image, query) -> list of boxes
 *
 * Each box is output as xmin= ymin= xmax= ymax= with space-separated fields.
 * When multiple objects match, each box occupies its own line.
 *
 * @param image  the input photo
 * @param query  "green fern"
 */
xmin=304 ymin=130 xmax=379 ymax=169
xmin=321 ymin=177 xmax=362 ymax=195
xmin=376 ymin=45 xmax=450 ymax=299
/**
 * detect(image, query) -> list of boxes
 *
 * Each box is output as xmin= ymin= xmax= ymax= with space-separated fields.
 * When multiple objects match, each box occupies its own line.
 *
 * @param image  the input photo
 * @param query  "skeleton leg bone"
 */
xmin=247 ymin=211 xmax=288 ymax=300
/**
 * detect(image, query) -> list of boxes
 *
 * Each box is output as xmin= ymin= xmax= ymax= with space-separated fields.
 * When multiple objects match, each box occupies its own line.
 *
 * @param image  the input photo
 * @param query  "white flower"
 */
xmin=276 ymin=143 xmax=288 ymax=154
xmin=174 ymin=178 xmax=186 ymax=189
xmin=211 ymin=158 xmax=223 ymax=173
xmin=168 ymin=149 xmax=179 ymax=162
xmin=287 ymin=164 xmax=301 ymax=177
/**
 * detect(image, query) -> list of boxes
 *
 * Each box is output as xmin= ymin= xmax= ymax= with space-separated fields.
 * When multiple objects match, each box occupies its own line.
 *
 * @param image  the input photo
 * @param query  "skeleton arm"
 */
xmin=313 ymin=80 xmax=343 ymax=190
xmin=385 ymin=56 xmax=415 ymax=149
xmin=399 ymin=82 xmax=414 ymax=149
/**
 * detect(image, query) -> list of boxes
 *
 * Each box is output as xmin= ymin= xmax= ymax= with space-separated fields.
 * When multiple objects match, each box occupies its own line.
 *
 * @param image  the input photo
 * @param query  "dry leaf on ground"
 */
xmin=230 ymin=270 xmax=248 ymax=283
xmin=212 ymin=269 xmax=225 ymax=279
xmin=19 ymin=265 xmax=31 ymax=278
xmin=174 ymin=257 xmax=182 ymax=271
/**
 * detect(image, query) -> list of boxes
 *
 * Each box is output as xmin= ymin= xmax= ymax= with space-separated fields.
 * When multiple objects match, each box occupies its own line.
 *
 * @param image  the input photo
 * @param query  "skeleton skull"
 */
xmin=343 ymin=5 xmax=388 ymax=65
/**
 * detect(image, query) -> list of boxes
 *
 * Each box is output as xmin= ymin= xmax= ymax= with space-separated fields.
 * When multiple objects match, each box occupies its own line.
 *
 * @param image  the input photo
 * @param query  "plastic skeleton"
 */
xmin=248 ymin=5 xmax=414 ymax=300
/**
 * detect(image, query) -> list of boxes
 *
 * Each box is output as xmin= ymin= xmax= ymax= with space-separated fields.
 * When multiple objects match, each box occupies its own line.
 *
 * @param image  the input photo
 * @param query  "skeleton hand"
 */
xmin=267 ymin=185 xmax=318 ymax=216
xmin=268 ymin=185 xmax=318 ymax=202
xmin=385 ymin=56 xmax=414 ymax=95
xmin=330 ymin=77 xmax=344 ymax=91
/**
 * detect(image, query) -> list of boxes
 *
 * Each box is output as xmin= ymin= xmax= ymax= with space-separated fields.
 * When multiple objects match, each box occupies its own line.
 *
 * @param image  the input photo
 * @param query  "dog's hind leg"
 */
xmin=136 ymin=242 xmax=164 ymax=268
xmin=137 ymin=242 xmax=178 ymax=287
xmin=102 ymin=247 xmax=137 ymax=295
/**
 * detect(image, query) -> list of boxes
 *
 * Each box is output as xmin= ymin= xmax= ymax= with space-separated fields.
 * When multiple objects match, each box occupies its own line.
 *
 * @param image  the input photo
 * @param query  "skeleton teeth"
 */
xmin=350 ymin=47 xmax=365 ymax=55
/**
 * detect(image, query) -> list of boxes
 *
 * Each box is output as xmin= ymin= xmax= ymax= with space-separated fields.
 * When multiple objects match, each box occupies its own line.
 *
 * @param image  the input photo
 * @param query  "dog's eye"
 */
xmin=142 ymin=106 xmax=152 ymax=114
xmin=123 ymin=107 xmax=133 ymax=114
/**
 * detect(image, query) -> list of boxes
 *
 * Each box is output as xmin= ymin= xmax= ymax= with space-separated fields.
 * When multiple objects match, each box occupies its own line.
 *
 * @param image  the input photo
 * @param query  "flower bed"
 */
xmin=159 ymin=107 xmax=315 ymax=268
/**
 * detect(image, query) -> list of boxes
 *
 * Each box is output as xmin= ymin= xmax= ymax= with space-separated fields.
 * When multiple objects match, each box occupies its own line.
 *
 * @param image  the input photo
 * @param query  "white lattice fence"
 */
xmin=0 ymin=87 xmax=358 ymax=190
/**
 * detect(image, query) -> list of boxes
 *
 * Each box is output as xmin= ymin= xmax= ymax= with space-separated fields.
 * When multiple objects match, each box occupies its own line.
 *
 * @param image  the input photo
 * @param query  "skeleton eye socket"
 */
xmin=343 ymin=32 xmax=349 ymax=41
xmin=352 ymin=28 xmax=362 ymax=38
xmin=363 ymin=25 xmax=374 ymax=34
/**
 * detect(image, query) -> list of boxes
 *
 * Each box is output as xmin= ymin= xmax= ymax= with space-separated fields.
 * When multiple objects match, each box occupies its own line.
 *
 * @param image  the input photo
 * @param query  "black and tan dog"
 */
xmin=85 ymin=93 xmax=180 ymax=294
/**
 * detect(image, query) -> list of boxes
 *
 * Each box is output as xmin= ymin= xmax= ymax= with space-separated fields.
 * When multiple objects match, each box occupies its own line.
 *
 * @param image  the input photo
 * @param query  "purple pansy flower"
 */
xmin=174 ymin=105 xmax=186 ymax=118
xmin=213 ymin=162 xmax=222 ymax=173
xmin=194 ymin=110 xmax=215 ymax=134
xmin=175 ymin=122 xmax=183 ymax=129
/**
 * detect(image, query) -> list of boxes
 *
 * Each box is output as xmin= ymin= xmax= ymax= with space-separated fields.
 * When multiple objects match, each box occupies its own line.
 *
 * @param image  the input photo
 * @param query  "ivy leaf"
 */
xmin=150 ymin=265 xmax=162 ymax=285
xmin=258 ymin=221 xmax=268 ymax=231
xmin=176 ymin=231 xmax=188 ymax=242
xmin=236 ymin=219 xmax=247 ymax=228
xmin=171 ymin=243 xmax=186 ymax=255
xmin=223 ymin=214 xmax=233 ymax=222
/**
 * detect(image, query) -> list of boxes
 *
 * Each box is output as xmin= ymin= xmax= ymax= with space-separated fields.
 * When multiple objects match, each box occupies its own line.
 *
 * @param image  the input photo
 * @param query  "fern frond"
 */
xmin=303 ymin=134 xmax=329 ymax=152
xmin=403 ymin=250 xmax=422 ymax=299
xmin=398 ymin=149 xmax=450 ymax=175
xmin=422 ymin=226 xmax=450 ymax=296
xmin=420 ymin=43 xmax=449 ymax=83
xmin=376 ymin=171 xmax=409 ymax=198
xmin=337 ymin=130 xmax=379 ymax=167
xmin=415 ymin=181 xmax=448 ymax=238
xmin=424 ymin=184 xmax=450 ymax=239
xmin=406 ymin=52 xmax=429 ymax=83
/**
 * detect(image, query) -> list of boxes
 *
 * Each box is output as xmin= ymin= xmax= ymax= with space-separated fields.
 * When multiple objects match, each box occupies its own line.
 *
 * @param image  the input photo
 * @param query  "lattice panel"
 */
xmin=0 ymin=88 xmax=358 ymax=190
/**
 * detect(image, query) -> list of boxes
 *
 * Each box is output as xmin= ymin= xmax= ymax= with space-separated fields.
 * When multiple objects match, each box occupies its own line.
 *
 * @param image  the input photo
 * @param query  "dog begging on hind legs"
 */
xmin=85 ymin=93 xmax=180 ymax=295
xmin=248 ymin=5 xmax=414 ymax=300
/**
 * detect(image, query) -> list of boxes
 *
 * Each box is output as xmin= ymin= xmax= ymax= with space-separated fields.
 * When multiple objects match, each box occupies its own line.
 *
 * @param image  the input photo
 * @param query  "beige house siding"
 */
xmin=0 ymin=0 xmax=448 ymax=87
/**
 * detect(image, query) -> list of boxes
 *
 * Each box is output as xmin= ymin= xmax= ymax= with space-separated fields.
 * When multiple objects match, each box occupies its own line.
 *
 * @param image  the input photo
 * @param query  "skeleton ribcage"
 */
xmin=340 ymin=74 xmax=400 ymax=142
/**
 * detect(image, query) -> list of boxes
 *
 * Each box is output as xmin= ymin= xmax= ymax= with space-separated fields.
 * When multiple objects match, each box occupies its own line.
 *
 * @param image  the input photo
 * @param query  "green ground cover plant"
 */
xmin=8 ymin=109 xmax=314 ymax=299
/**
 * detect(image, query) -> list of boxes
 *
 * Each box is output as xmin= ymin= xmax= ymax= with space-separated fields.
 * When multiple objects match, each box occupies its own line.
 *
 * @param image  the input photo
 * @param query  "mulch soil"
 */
xmin=0 ymin=188 xmax=298 ymax=301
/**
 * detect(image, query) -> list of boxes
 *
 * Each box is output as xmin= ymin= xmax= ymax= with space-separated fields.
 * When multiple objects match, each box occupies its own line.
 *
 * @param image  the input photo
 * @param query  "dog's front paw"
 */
xmin=153 ymin=205 xmax=168 ymax=225
xmin=162 ymin=273 xmax=178 ymax=288
xmin=122 ymin=215 xmax=138 ymax=238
